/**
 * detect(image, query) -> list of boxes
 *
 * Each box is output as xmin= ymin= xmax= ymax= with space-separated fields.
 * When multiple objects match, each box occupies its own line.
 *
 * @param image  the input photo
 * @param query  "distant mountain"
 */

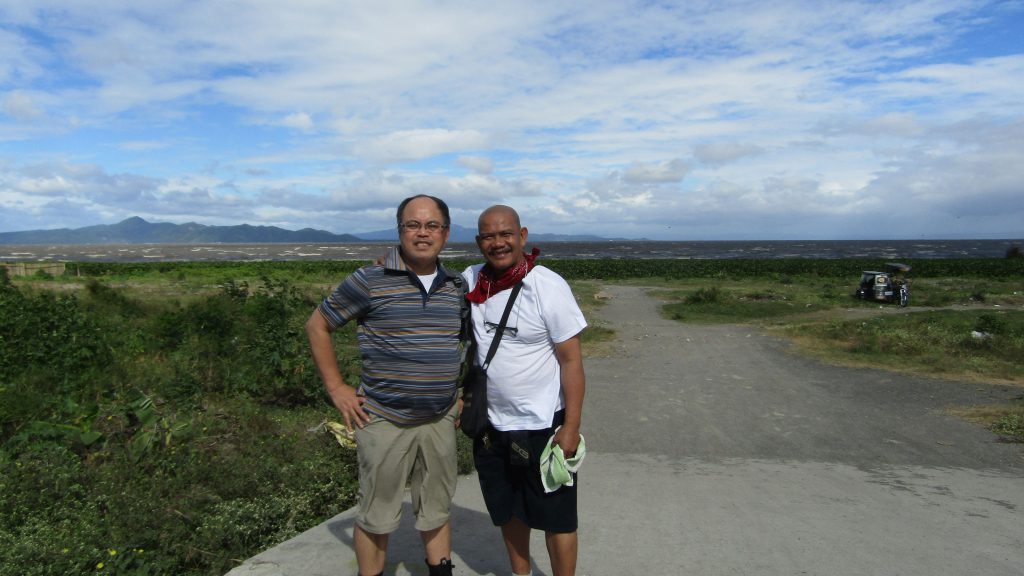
xmin=357 ymin=224 xmax=608 ymax=243
xmin=0 ymin=217 xmax=361 ymax=244
xmin=0 ymin=217 xmax=613 ymax=245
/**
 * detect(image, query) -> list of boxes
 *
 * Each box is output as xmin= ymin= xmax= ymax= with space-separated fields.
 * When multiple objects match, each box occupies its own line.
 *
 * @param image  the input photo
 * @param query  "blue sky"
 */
xmin=1 ymin=0 xmax=1022 ymax=240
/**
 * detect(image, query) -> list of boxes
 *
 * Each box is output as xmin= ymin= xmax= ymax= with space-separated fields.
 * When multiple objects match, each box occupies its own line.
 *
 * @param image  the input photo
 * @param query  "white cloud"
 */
xmin=278 ymin=112 xmax=315 ymax=132
xmin=693 ymin=143 xmax=765 ymax=166
xmin=623 ymin=159 xmax=690 ymax=183
xmin=0 ymin=1 xmax=1020 ymax=239
xmin=865 ymin=119 xmax=1024 ymax=218
xmin=360 ymin=129 xmax=490 ymax=163
xmin=457 ymin=156 xmax=494 ymax=175
xmin=118 ymin=140 xmax=169 ymax=151
xmin=2 ymin=91 xmax=43 ymax=121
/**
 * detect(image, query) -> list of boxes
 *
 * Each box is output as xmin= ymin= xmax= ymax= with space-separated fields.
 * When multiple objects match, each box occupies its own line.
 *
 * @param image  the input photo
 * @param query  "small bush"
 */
xmin=0 ymin=284 xmax=114 ymax=402
xmin=990 ymin=413 xmax=1023 ymax=441
xmin=686 ymin=286 xmax=725 ymax=304
xmin=84 ymin=279 xmax=145 ymax=317
xmin=975 ymin=313 xmax=1008 ymax=336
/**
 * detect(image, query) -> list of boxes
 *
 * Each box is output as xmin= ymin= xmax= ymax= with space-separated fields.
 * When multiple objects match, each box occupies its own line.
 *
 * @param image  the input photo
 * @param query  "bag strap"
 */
xmin=451 ymin=272 xmax=471 ymax=348
xmin=480 ymin=281 xmax=523 ymax=371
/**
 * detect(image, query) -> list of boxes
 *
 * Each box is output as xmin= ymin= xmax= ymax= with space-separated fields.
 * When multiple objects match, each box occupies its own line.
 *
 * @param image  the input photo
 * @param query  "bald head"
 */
xmin=478 ymin=205 xmax=521 ymax=230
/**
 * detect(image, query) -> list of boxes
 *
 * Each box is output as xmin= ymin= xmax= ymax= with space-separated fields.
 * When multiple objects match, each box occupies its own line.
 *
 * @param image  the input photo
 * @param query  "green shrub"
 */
xmin=0 ymin=281 xmax=117 ymax=446
xmin=1 ymin=398 xmax=359 ymax=576
xmin=975 ymin=313 xmax=1008 ymax=336
xmin=686 ymin=286 xmax=724 ymax=304
xmin=85 ymin=278 xmax=135 ymax=308
xmin=0 ymin=286 xmax=112 ymax=386
xmin=1 ymin=275 xmax=360 ymax=576
xmin=0 ymin=444 xmax=110 ymax=576
xmin=992 ymin=414 xmax=1023 ymax=439
xmin=235 ymin=279 xmax=322 ymax=405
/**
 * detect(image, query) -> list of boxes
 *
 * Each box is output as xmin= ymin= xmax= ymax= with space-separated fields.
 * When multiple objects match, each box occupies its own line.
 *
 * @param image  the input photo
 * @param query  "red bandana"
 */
xmin=466 ymin=247 xmax=540 ymax=303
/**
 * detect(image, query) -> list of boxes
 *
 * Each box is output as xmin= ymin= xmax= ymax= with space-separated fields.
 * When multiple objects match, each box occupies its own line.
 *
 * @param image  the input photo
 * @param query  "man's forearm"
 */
xmin=560 ymin=360 xmax=585 ymax=429
xmin=306 ymin=309 xmax=370 ymax=429
xmin=554 ymin=335 xmax=586 ymax=429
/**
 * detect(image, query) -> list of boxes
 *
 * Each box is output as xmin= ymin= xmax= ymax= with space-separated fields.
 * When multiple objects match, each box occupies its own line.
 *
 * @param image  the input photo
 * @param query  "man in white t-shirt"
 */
xmin=462 ymin=205 xmax=587 ymax=576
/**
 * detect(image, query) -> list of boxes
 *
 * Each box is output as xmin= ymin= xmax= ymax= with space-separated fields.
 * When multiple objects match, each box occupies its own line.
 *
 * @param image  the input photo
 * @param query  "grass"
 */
xmin=949 ymin=400 xmax=1024 ymax=443
xmin=780 ymin=310 xmax=1024 ymax=383
xmin=650 ymin=275 xmax=846 ymax=323
xmin=906 ymin=277 xmax=1024 ymax=307
xmin=568 ymin=280 xmax=617 ymax=356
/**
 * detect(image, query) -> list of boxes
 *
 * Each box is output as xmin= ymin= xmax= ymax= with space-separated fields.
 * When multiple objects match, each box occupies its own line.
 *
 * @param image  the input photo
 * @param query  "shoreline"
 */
xmin=2 ymin=238 xmax=1022 ymax=263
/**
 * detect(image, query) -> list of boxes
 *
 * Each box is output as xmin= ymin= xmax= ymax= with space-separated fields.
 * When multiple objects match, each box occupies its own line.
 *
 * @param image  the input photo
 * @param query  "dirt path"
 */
xmin=583 ymin=284 xmax=1022 ymax=467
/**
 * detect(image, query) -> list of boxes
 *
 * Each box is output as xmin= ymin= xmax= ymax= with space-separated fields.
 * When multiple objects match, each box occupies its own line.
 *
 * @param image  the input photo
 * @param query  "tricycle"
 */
xmin=854 ymin=263 xmax=910 ymax=307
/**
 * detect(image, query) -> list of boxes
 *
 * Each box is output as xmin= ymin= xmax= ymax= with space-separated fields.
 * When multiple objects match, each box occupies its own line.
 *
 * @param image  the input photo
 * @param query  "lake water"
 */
xmin=1 ymin=239 xmax=1021 ymax=263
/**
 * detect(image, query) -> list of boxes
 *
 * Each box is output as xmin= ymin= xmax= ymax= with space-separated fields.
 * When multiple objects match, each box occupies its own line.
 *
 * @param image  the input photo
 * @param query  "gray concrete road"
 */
xmin=227 ymin=285 xmax=1023 ymax=576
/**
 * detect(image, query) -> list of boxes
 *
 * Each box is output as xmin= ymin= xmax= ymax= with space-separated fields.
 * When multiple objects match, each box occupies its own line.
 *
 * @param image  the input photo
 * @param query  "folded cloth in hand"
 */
xmin=540 ymin=426 xmax=586 ymax=494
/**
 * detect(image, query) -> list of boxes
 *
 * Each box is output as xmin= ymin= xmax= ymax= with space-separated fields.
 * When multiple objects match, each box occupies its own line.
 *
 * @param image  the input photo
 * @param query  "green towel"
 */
xmin=540 ymin=427 xmax=586 ymax=493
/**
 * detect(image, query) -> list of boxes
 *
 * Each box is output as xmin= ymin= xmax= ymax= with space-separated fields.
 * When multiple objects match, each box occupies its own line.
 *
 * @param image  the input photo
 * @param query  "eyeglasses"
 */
xmin=399 ymin=221 xmax=448 ymax=233
xmin=484 ymin=321 xmax=518 ymax=337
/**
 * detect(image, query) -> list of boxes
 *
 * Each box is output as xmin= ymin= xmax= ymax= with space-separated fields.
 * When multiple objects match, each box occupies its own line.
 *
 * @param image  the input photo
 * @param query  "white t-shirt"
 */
xmin=461 ymin=264 xmax=588 ymax=431
xmin=416 ymin=271 xmax=437 ymax=292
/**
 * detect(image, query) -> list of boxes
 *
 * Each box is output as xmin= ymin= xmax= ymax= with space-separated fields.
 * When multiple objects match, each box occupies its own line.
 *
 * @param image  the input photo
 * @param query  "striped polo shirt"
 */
xmin=318 ymin=246 xmax=464 ymax=425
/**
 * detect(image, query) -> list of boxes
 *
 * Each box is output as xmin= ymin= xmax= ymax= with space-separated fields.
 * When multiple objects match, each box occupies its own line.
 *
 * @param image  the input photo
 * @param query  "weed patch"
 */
xmin=661 ymin=284 xmax=827 ymax=323
xmin=785 ymin=310 xmax=1024 ymax=383
xmin=991 ymin=413 xmax=1024 ymax=441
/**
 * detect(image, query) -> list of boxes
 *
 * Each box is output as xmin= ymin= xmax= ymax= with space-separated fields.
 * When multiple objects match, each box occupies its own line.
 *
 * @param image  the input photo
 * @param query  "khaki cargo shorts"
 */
xmin=353 ymin=403 xmax=458 ymax=534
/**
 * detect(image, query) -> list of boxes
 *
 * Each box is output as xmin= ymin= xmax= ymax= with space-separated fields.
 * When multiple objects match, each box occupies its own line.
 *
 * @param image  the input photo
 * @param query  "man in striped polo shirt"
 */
xmin=306 ymin=195 xmax=464 ymax=576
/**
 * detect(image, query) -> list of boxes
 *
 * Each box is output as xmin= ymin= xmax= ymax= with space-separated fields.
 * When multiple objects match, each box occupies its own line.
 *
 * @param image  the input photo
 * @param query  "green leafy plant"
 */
xmin=990 ymin=413 xmax=1023 ymax=441
xmin=126 ymin=395 xmax=192 ymax=463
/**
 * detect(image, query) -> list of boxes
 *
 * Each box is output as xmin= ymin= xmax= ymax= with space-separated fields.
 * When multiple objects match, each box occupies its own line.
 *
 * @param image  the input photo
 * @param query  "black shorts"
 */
xmin=473 ymin=411 xmax=578 ymax=533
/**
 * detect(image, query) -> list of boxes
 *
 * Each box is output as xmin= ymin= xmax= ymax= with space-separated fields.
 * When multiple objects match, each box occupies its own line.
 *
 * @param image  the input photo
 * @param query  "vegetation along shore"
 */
xmin=2 ymin=257 xmax=1021 ymax=576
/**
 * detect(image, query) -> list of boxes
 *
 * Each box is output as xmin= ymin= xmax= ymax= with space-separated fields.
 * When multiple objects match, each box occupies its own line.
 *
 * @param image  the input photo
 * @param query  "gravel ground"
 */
xmin=584 ymin=285 xmax=1022 ymax=468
